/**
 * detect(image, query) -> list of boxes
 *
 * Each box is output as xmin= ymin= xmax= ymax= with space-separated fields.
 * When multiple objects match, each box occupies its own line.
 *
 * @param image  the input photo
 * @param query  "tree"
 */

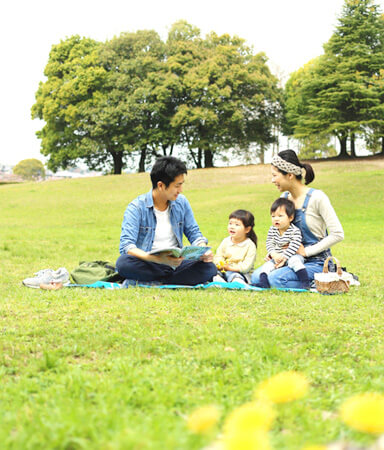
xmin=166 ymin=22 xmax=282 ymax=168
xmin=31 ymin=36 xmax=108 ymax=171
xmin=93 ymin=30 xmax=169 ymax=173
xmin=284 ymin=0 xmax=384 ymax=158
xmin=13 ymin=159 xmax=45 ymax=180
xmin=32 ymin=24 xmax=282 ymax=172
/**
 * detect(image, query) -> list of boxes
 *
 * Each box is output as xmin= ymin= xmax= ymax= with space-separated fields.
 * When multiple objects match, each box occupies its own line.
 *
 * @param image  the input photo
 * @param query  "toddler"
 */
xmin=256 ymin=198 xmax=310 ymax=289
xmin=214 ymin=209 xmax=257 ymax=284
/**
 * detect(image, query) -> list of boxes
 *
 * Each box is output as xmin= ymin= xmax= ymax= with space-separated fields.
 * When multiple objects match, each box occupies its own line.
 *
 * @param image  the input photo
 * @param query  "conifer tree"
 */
xmin=285 ymin=0 xmax=384 ymax=157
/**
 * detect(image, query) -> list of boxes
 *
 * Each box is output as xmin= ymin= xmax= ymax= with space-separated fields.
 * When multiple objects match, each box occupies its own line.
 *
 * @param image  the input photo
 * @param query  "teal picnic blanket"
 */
xmin=68 ymin=280 xmax=309 ymax=292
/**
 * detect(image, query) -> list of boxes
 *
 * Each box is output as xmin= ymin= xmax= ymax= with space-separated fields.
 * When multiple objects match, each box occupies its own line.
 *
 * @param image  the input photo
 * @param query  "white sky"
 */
xmin=1 ymin=0 xmax=383 ymax=166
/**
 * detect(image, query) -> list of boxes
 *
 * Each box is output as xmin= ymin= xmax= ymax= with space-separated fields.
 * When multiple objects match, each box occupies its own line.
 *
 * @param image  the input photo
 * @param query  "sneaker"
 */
xmin=231 ymin=275 xmax=247 ymax=285
xmin=213 ymin=274 xmax=226 ymax=283
xmin=22 ymin=267 xmax=70 ymax=288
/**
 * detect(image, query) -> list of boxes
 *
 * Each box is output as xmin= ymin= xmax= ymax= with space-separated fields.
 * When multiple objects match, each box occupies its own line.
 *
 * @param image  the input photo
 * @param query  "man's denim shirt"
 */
xmin=119 ymin=190 xmax=207 ymax=255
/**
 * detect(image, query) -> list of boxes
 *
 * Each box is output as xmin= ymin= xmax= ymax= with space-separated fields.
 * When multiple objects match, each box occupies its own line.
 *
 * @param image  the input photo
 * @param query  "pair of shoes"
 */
xmin=22 ymin=268 xmax=70 ymax=288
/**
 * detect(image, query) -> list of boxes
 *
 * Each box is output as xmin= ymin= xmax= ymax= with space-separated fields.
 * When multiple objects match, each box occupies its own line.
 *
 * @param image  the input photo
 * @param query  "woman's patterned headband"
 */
xmin=271 ymin=155 xmax=302 ymax=176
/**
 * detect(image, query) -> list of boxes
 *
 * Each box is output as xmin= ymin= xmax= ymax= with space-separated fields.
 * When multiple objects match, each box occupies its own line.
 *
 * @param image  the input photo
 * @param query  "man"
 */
xmin=116 ymin=156 xmax=217 ymax=285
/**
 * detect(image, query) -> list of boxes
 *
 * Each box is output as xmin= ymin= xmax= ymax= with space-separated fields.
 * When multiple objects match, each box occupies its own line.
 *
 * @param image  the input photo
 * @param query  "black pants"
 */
xmin=116 ymin=254 xmax=217 ymax=285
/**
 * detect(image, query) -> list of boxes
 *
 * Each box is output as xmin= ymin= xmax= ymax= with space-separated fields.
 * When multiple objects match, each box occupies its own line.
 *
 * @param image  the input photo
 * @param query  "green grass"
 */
xmin=0 ymin=160 xmax=384 ymax=449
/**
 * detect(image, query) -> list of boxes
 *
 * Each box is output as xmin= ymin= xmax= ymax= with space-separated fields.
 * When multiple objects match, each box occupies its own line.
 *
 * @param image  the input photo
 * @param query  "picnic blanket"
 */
xmin=68 ymin=280 xmax=309 ymax=292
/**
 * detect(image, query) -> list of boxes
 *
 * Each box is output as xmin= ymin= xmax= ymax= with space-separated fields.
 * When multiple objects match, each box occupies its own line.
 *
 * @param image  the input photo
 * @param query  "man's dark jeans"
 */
xmin=116 ymin=254 xmax=217 ymax=285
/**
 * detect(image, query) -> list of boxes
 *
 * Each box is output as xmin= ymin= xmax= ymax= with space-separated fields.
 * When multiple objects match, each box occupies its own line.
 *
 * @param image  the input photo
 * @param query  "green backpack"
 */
xmin=70 ymin=261 xmax=123 ymax=285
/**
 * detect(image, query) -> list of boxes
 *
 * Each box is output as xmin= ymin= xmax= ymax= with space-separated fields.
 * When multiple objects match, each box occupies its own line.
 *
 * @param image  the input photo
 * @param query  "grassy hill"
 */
xmin=0 ymin=160 xmax=383 ymax=449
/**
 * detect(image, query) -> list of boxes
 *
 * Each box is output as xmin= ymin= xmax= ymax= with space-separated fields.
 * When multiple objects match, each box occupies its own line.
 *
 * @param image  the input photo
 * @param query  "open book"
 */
xmin=149 ymin=245 xmax=211 ymax=261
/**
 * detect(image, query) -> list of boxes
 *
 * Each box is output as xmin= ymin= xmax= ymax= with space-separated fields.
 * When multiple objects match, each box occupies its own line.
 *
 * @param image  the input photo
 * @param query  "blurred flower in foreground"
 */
xmin=256 ymin=371 xmax=309 ymax=404
xmin=223 ymin=400 xmax=276 ymax=434
xmin=222 ymin=429 xmax=271 ymax=450
xmin=302 ymin=445 xmax=327 ymax=450
xmin=187 ymin=405 xmax=220 ymax=434
xmin=340 ymin=393 xmax=384 ymax=434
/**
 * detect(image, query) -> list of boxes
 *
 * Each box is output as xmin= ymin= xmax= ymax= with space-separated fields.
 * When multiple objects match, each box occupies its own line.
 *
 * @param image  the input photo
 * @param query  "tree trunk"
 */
xmin=259 ymin=143 xmax=266 ymax=164
xmin=197 ymin=149 xmax=202 ymax=169
xmin=337 ymin=135 xmax=349 ymax=158
xmin=111 ymin=151 xmax=123 ymax=174
xmin=381 ymin=137 xmax=384 ymax=155
xmin=350 ymin=133 xmax=356 ymax=158
xmin=138 ymin=148 xmax=146 ymax=173
xmin=204 ymin=150 xmax=214 ymax=168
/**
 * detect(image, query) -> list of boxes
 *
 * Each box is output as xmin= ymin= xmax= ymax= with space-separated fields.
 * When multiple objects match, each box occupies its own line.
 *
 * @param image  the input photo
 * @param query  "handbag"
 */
xmin=314 ymin=256 xmax=350 ymax=294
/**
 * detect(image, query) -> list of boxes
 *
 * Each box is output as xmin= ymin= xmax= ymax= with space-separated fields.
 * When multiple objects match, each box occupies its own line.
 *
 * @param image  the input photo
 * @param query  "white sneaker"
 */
xmin=213 ymin=274 xmax=226 ymax=283
xmin=22 ymin=267 xmax=70 ymax=288
xmin=232 ymin=276 xmax=247 ymax=285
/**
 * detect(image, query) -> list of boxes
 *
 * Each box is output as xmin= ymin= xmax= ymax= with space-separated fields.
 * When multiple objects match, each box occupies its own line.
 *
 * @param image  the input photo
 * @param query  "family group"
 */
xmin=116 ymin=150 xmax=344 ymax=290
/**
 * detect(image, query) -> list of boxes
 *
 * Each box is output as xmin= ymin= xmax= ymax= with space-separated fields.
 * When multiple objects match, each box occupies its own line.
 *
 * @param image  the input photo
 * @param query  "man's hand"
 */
xmin=200 ymin=249 xmax=213 ymax=263
xmin=155 ymin=252 xmax=183 ymax=268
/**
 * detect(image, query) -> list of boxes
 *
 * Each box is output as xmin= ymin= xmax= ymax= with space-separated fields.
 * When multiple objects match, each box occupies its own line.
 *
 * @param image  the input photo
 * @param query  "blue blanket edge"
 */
xmin=67 ymin=280 xmax=309 ymax=292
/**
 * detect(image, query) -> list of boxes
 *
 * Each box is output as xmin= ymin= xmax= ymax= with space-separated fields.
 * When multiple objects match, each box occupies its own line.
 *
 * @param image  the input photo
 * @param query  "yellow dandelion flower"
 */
xmin=222 ymin=429 xmax=271 ymax=450
xmin=224 ymin=400 xmax=276 ymax=435
xmin=187 ymin=405 xmax=220 ymax=434
xmin=256 ymin=371 xmax=309 ymax=404
xmin=206 ymin=440 xmax=225 ymax=450
xmin=302 ymin=446 xmax=327 ymax=450
xmin=340 ymin=393 xmax=384 ymax=434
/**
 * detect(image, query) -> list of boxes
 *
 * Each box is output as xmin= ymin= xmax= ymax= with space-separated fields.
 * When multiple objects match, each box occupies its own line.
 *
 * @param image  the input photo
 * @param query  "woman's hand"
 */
xmin=296 ymin=244 xmax=306 ymax=257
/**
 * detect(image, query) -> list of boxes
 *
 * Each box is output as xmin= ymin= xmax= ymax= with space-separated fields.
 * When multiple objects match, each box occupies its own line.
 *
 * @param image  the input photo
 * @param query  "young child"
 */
xmin=256 ymin=198 xmax=310 ymax=289
xmin=214 ymin=209 xmax=257 ymax=284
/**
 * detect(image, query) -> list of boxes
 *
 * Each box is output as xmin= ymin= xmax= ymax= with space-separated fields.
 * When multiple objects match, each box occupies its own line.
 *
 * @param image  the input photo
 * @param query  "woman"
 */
xmin=251 ymin=150 xmax=344 ymax=289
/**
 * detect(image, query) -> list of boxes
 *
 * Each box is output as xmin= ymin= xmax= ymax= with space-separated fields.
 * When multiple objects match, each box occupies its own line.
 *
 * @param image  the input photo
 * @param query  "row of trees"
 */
xmin=32 ymin=0 xmax=384 ymax=174
xmin=284 ymin=0 xmax=384 ymax=158
xmin=32 ymin=21 xmax=282 ymax=174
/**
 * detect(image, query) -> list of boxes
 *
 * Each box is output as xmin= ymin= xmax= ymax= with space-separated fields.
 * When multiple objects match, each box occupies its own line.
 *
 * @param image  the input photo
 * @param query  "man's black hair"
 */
xmin=270 ymin=197 xmax=295 ymax=218
xmin=150 ymin=156 xmax=187 ymax=189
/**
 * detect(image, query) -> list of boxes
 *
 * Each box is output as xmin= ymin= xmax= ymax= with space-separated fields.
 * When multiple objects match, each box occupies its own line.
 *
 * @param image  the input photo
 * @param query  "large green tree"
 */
xmin=31 ymin=36 xmax=108 ymax=171
xmin=93 ymin=30 xmax=169 ymax=173
xmin=33 ymin=24 xmax=282 ymax=172
xmin=284 ymin=0 xmax=384 ymax=158
xmin=166 ymin=22 xmax=282 ymax=167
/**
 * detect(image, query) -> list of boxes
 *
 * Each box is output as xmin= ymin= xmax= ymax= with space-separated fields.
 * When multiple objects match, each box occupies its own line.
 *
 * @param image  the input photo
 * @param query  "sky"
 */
xmin=1 ymin=0 xmax=383 ymax=166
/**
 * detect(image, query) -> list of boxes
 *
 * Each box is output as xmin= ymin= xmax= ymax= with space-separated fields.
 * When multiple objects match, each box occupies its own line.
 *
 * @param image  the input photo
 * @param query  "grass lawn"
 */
xmin=0 ymin=159 xmax=383 ymax=449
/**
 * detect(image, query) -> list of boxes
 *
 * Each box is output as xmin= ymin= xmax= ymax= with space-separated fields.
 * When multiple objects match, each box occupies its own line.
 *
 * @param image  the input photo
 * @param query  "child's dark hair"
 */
xmin=270 ymin=198 xmax=295 ymax=218
xmin=229 ymin=209 xmax=257 ymax=247
xmin=150 ymin=156 xmax=187 ymax=189
xmin=276 ymin=150 xmax=315 ymax=185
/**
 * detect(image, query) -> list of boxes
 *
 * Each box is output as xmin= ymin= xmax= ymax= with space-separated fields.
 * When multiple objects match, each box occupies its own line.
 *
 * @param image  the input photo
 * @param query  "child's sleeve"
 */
xmin=213 ymin=239 xmax=226 ymax=265
xmin=265 ymin=227 xmax=276 ymax=255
